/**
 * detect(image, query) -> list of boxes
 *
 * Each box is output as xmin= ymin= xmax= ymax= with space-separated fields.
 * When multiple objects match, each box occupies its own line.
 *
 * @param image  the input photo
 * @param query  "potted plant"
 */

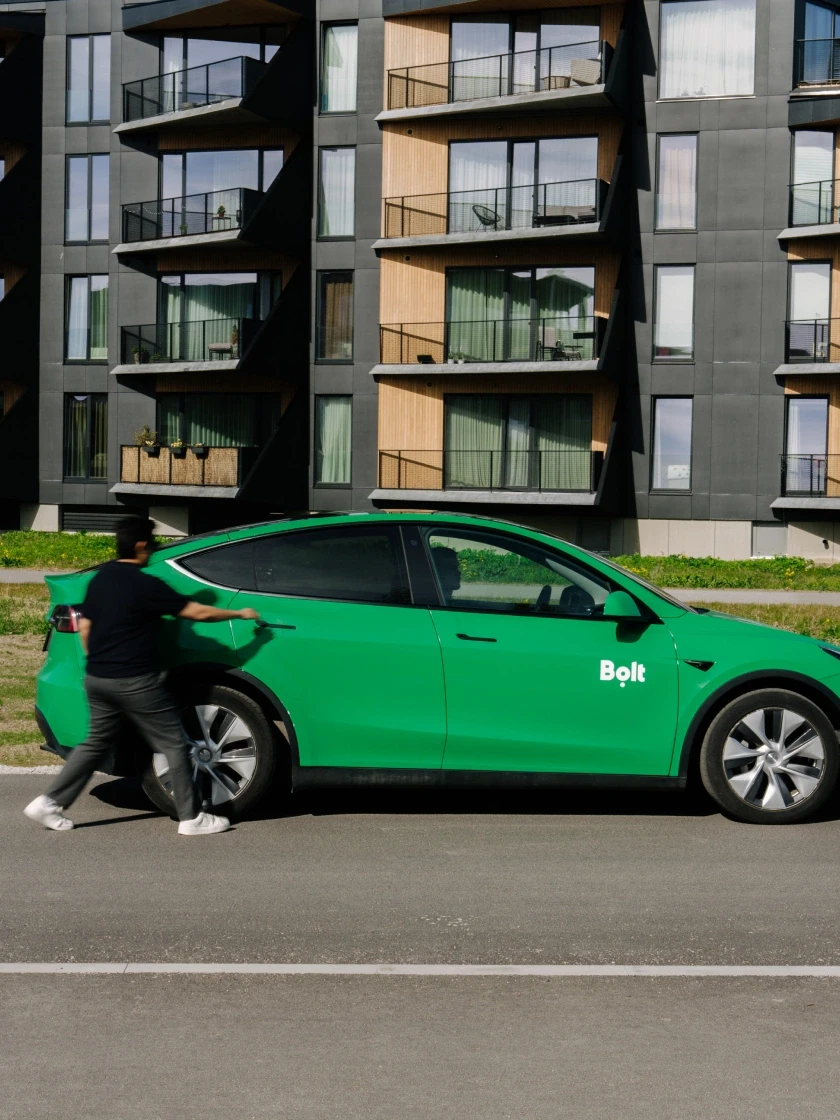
xmin=191 ymin=442 xmax=209 ymax=459
xmin=230 ymin=325 xmax=240 ymax=358
xmin=134 ymin=425 xmax=160 ymax=456
xmin=131 ymin=345 xmax=150 ymax=365
xmin=169 ymin=437 xmax=187 ymax=458
xmin=179 ymin=222 xmax=188 ymax=236
xmin=448 ymin=350 xmax=466 ymax=364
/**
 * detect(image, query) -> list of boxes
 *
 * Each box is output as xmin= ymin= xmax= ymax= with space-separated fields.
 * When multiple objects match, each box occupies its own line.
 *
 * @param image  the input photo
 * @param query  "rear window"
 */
xmin=179 ymin=540 xmax=256 ymax=590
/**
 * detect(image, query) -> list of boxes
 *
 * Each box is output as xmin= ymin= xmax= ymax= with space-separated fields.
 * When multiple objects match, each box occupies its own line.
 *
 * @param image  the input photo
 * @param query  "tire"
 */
xmin=140 ymin=683 xmax=281 ymax=821
xmin=699 ymin=688 xmax=839 ymax=824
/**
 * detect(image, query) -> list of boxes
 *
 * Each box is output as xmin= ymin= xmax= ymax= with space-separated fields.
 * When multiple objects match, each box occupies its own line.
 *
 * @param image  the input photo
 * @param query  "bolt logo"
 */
xmin=600 ymin=660 xmax=646 ymax=688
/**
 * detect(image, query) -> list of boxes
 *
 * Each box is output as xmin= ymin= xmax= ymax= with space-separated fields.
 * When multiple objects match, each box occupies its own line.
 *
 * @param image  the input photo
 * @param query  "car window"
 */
xmin=253 ymin=525 xmax=410 ymax=605
xmin=425 ymin=527 xmax=616 ymax=617
xmin=179 ymin=540 xmax=256 ymax=590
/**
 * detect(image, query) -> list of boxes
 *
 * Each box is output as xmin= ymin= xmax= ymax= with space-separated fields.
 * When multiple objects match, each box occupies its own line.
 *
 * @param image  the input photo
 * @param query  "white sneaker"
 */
xmin=24 ymin=795 xmax=74 ymax=831
xmin=178 ymin=812 xmax=231 ymax=836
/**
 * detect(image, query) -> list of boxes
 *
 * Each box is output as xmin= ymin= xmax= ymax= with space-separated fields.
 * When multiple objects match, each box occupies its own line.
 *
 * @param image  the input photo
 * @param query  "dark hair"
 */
xmin=115 ymin=517 xmax=156 ymax=560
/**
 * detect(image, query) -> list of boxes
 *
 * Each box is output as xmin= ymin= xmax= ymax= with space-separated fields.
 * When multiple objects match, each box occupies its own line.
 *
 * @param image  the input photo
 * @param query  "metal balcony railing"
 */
xmin=122 ymin=188 xmax=263 ymax=242
xmin=789 ymin=179 xmax=839 ymax=226
xmin=380 ymin=316 xmax=602 ymax=365
xmin=795 ymin=37 xmax=840 ymax=86
xmin=121 ymin=317 xmax=261 ymax=364
xmin=123 ymin=56 xmax=267 ymax=121
xmin=781 ymin=454 xmax=840 ymax=497
xmin=784 ymin=319 xmax=840 ymax=362
xmin=383 ymin=178 xmax=606 ymax=238
xmin=387 ymin=40 xmax=608 ymax=110
xmin=120 ymin=444 xmax=258 ymax=488
xmin=379 ymin=448 xmax=603 ymax=492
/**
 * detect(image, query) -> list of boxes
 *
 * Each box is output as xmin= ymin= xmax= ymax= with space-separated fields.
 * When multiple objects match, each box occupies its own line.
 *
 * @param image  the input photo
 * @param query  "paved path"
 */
xmin=667 ymin=588 xmax=840 ymax=605
xmin=0 ymin=568 xmax=68 ymax=582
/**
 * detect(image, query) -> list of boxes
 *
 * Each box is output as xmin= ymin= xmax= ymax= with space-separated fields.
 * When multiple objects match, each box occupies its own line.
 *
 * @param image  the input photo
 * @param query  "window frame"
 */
xmin=787 ymin=258 xmax=832 ymax=320
xmin=315 ymin=270 xmax=354 ymax=363
xmin=654 ymin=132 xmax=698 ymax=232
xmin=784 ymin=393 xmax=829 ymax=456
xmin=657 ymin=0 xmax=757 ymax=102
xmin=64 ymin=274 xmax=109 ymax=363
xmin=652 ymin=263 xmax=695 ymax=362
xmin=66 ymin=34 xmax=111 ymax=125
xmin=63 ymin=392 xmax=108 ymax=481
xmin=319 ymin=21 xmax=359 ymax=115
xmin=314 ymin=394 xmax=353 ymax=487
xmin=649 ymin=396 xmax=694 ymax=494
xmin=317 ymin=146 xmax=356 ymax=240
xmin=158 ymin=147 xmax=285 ymax=201
xmin=65 ymin=153 xmax=109 ymax=244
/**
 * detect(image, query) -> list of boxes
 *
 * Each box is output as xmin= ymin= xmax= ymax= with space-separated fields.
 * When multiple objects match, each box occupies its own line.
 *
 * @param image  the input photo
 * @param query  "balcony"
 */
xmin=379 ymin=179 xmax=607 ymax=250
xmin=118 ymin=188 xmax=264 ymax=253
xmin=118 ymin=317 xmax=261 ymax=372
xmin=794 ymin=38 xmax=840 ymax=88
xmin=379 ymin=316 xmax=603 ymax=370
xmin=374 ymin=448 xmax=603 ymax=506
xmin=118 ymin=55 xmax=267 ymax=131
xmin=116 ymin=444 xmax=258 ymax=497
xmin=779 ymin=180 xmax=840 ymax=239
xmin=380 ymin=41 xmax=612 ymax=122
xmin=784 ymin=319 xmax=840 ymax=362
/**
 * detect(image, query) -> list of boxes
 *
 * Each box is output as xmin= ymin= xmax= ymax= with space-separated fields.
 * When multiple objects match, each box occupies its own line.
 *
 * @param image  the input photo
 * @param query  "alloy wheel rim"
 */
xmin=153 ymin=703 xmax=257 ymax=806
xmin=722 ymin=706 xmax=826 ymax=811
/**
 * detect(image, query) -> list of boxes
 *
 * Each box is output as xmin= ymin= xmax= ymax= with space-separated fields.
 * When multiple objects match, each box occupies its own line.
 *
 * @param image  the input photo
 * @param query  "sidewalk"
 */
xmin=667 ymin=589 xmax=840 ymax=605
xmin=0 ymin=570 xmax=69 ymax=583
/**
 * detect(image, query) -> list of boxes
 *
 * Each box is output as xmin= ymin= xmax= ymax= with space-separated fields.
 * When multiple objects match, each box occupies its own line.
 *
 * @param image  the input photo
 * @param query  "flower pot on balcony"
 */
xmin=191 ymin=444 xmax=209 ymax=459
xmin=141 ymin=444 xmax=160 ymax=457
xmin=170 ymin=445 xmax=188 ymax=458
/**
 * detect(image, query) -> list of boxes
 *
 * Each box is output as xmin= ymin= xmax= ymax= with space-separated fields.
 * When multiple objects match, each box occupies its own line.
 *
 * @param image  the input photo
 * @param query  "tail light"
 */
xmin=49 ymin=605 xmax=83 ymax=633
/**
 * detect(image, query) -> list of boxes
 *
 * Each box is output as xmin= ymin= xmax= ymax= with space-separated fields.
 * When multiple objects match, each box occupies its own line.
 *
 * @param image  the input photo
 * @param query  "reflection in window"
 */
xmin=655 ymin=134 xmax=697 ymax=229
xmin=66 ymin=155 xmax=109 ymax=242
xmin=791 ymin=131 xmax=835 ymax=225
xmin=67 ymin=276 xmax=108 ymax=361
xmin=318 ymin=148 xmax=355 ymax=237
xmin=64 ymin=393 xmax=108 ymax=478
xmin=785 ymin=396 xmax=828 ymax=493
xmin=315 ymin=396 xmax=352 ymax=484
xmin=659 ymin=0 xmax=756 ymax=98
xmin=67 ymin=35 xmax=110 ymax=123
xmin=787 ymin=261 xmax=831 ymax=360
xmin=321 ymin=24 xmax=358 ymax=112
xmin=651 ymin=398 xmax=692 ymax=491
xmin=654 ymin=265 xmax=694 ymax=359
xmin=316 ymin=272 xmax=353 ymax=360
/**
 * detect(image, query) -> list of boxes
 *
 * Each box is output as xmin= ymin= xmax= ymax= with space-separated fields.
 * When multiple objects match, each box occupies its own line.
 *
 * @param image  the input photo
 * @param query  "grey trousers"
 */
xmin=46 ymin=673 xmax=200 ymax=822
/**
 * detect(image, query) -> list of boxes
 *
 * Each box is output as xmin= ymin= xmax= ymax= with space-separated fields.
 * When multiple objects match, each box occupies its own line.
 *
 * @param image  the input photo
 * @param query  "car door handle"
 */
xmin=456 ymin=632 xmax=497 ymax=643
xmin=256 ymin=621 xmax=296 ymax=630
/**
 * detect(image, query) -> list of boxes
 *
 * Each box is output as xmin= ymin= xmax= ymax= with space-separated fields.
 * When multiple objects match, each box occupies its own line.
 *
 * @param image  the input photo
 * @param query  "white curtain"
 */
xmin=322 ymin=25 xmax=358 ymax=112
xmin=654 ymin=265 xmax=695 ymax=358
xmin=448 ymin=141 xmax=507 ymax=231
xmin=318 ymin=147 xmax=355 ymax=237
xmin=660 ymin=0 xmax=756 ymax=98
xmin=652 ymin=398 xmax=693 ymax=490
xmin=67 ymin=278 xmax=89 ymax=360
xmin=786 ymin=397 xmax=827 ymax=492
xmin=316 ymin=396 xmax=352 ymax=484
xmin=792 ymin=132 xmax=835 ymax=225
xmin=789 ymin=263 xmax=831 ymax=320
xmin=450 ymin=19 xmax=511 ymax=100
xmin=656 ymin=134 xmax=697 ymax=229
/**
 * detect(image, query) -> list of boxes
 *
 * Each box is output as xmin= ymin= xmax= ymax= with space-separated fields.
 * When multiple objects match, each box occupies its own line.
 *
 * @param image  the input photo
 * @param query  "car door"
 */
xmin=181 ymin=522 xmax=446 ymax=770
xmin=420 ymin=524 xmax=679 ymax=776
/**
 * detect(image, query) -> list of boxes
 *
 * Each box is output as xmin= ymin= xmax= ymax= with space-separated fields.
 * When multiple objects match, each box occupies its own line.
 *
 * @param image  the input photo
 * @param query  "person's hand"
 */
xmin=238 ymin=608 xmax=260 ymax=621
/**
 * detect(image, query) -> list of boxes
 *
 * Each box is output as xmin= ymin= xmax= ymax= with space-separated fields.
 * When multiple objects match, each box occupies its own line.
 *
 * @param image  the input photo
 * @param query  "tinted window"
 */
xmin=180 ymin=540 xmax=256 ymax=589
xmin=254 ymin=526 xmax=409 ymax=604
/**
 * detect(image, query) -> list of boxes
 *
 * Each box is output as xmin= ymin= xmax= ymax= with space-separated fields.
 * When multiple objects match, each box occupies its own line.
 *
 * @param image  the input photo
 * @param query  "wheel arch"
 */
xmin=677 ymin=670 xmax=840 ymax=779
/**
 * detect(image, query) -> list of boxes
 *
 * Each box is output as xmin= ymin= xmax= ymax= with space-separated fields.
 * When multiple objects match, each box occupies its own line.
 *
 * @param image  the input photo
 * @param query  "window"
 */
xmin=162 ymin=31 xmax=284 ymax=72
xmin=66 ymin=155 xmax=109 ymax=242
xmin=659 ymin=0 xmax=756 ymax=99
xmin=653 ymin=265 xmax=694 ymax=359
xmin=655 ymin=134 xmax=697 ymax=229
xmin=424 ymin=526 xmax=617 ymax=616
xmin=180 ymin=539 xmax=258 ymax=590
xmin=64 ymin=393 xmax=108 ymax=479
xmin=157 ymin=393 xmax=275 ymax=447
xmin=67 ymin=35 xmax=110 ymax=123
xmin=785 ymin=396 xmax=828 ymax=494
xmin=66 ymin=276 xmax=108 ymax=361
xmin=321 ymin=24 xmax=358 ymax=113
xmin=318 ymin=148 xmax=355 ymax=238
xmin=787 ymin=261 xmax=831 ymax=360
xmin=791 ymin=131 xmax=835 ymax=225
xmin=800 ymin=1 xmax=840 ymax=83
xmin=651 ymin=398 xmax=693 ymax=491
xmin=315 ymin=396 xmax=352 ymax=485
xmin=316 ymin=272 xmax=353 ymax=360
xmin=161 ymin=148 xmax=283 ymax=200
xmin=444 ymin=394 xmax=593 ymax=491
xmin=153 ymin=272 xmax=279 ymax=361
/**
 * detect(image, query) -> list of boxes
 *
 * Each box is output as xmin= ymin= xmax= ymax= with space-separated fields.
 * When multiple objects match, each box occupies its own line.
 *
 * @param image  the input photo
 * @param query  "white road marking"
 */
xmin=2 ymin=963 xmax=840 ymax=977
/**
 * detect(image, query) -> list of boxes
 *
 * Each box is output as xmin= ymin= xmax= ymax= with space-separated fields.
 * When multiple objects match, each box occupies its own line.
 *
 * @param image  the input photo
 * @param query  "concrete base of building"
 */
xmin=20 ymin=504 xmax=59 ymax=532
xmin=149 ymin=506 xmax=189 ymax=537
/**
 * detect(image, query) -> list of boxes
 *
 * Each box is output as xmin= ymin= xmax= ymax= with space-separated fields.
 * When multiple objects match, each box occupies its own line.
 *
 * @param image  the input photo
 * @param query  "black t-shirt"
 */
xmin=81 ymin=561 xmax=190 ymax=679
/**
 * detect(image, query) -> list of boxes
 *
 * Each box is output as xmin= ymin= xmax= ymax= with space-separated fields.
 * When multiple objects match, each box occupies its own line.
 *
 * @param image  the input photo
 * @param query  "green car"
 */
xmin=36 ymin=511 xmax=840 ymax=825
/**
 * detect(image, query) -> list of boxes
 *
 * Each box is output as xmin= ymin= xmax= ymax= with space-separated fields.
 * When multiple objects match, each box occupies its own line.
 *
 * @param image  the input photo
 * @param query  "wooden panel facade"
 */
xmin=0 ymin=258 xmax=25 ymax=293
xmin=158 ymin=125 xmax=296 ymax=156
xmin=0 ymin=379 xmax=26 ymax=414
xmin=156 ymin=249 xmax=297 ymax=281
xmin=0 ymin=140 xmax=26 ymax=173
xmin=787 ymin=239 xmax=840 ymax=359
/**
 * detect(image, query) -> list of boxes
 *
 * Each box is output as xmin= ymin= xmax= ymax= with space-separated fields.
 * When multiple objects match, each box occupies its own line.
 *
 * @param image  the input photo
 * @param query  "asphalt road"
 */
xmin=5 ymin=774 xmax=840 ymax=1118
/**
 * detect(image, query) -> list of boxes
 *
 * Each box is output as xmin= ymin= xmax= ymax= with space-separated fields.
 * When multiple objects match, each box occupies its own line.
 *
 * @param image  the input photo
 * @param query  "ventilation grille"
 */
xmin=61 ymin=506 xmax=147 ymax=533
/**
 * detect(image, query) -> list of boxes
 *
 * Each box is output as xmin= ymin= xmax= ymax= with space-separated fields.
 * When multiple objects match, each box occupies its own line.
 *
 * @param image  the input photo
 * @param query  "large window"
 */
xmin=317 ymin=148 xmax=356 ymax=238
xmin=787 ymin=261 xmax=831 ymax=360
xmin=157 ymin=393 xmax=280 ymax=447
xmin=800 ymin=2 xmax=840 ymax=84
xmin=321 ymin=24 xmax=358 ymax=113
xmin=66 ymin=276 xmax=108 ymax=361
xmin=66 ymin=155 xmax=109 ymax=242
xmin=314 ymin=396 xmax=352 ymax=485
xmin=157 ymin=272 xmax=277 ymax=361
xmin=653 ymin=265 xmax=694 ymax=360
xmin=659 ymin=0 xmax=756 ymax=99
xmin=651 ymin=398 xmax=693 ymax=491
xmin=67 ymin=35 xmax=110 ymax=123
xmin=162 ymin=31 xmax=283 ymax=72
xmin=444 ymin=394 xmax=592 ymax=490
xmin=655 ymin=134 xmax=697 ymax=229
xmin=64 ymin=393 xmax=108 ymax=479
xmin=785 ymin=396 xmax=828 ymax=493
xmin=161 ymin=148 xmax=283 ymax=200
xmin=791 ymin=131 xmax=835 ymax=225
xmin=316 ymin=272 xmax=353 ymax=361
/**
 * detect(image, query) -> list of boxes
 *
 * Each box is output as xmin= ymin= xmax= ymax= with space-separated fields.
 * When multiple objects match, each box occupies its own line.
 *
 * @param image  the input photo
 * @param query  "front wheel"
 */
xmin=699 ymin=688 xmax=839 ymax=824
xmin=140 ymin=683 xmax=280 ymax=820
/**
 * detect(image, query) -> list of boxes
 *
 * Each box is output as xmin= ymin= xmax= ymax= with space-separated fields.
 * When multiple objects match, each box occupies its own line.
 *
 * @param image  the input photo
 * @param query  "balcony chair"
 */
xmin=541 ymin=72 xmax=572 ymax=90
xmin=569 ymin=58 xmax=601 ymax=86
xmin=208 ymin=341 xmax=234 ymax=359
xmin=472 ymin=203 xmax=503 ymax=232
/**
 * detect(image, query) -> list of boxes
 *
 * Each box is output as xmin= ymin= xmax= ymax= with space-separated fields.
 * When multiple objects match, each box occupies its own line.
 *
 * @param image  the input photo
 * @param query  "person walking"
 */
xmin=24 ymin=516 xmax=259 ymax=836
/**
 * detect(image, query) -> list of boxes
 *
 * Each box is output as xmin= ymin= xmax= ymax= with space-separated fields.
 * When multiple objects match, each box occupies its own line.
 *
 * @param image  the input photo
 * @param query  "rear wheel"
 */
xmin=699 ymin=688 xmax=839 ymax=824
xmin=140 ymin=684 xmax=280 ymax=820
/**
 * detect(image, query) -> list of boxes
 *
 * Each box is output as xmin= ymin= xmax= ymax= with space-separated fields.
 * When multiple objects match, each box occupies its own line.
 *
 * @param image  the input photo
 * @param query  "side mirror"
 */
xmin=602 ymin=590 xmax=644 ymax=620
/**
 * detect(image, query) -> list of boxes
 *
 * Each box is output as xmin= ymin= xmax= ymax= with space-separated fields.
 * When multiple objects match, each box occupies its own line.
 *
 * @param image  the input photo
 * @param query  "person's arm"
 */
xmin=178 ymin=602 xmax=260 ymax=623
xmin=78 ymin=616 xmax=91 ymax=654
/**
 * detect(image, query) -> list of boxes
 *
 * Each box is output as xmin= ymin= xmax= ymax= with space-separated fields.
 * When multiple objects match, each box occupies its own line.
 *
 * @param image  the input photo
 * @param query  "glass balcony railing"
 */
xmin=121 ymin=317 xmax=261 ymax=364
xmin=387 ymin=40 xmax=608 ymax=110
xmin=795 ymin=37 xmax=840 ymax=86
xmin=781 ymin=453 xmax=840 ymax=496
xmin=789 ymin=179 xmax=839 ymax=226
xmin=379 ymin=448 xmax=602 ymax=492
xmin=383 ymin=179 xmax=606 ymax=238
xmin=123 ymin=55 xmax=266 ymax=121
xmin=380 ymin=316 xmax=602 ymax=364
xmin=784 ymin=318 xmax=840 ymax=362
xmin=122 ymin=188 xmax=263 ymax=242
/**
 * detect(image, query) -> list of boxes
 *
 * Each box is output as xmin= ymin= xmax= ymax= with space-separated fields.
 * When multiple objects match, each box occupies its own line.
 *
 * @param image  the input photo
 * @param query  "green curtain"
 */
xmin=444 ymin=395 xmax=504 ymax=488
xmin=163 ymin=275 xmax=257 ymax=360
xmin=188 ymin=394 xmax=255 ymax=446
xmin=508 ymin=272 xmax=532 ymax=361
xmin=90 ymin=394 xmax=108 ymax=478
xmin=89 ymin=278 xmax=108 ymax=360
xmin=158 ymin=396 xmax=181 ymax=444
xmin=64 ymin=396 xmax=87 ymax=477
xmin=315 ymin=396 xmax=352 ymax=483
xmin=538 ymin=395 xmax=592 ymax=489
xmin=446 ymin=269 xmax=504 ymax=361
xmin=504 ymin=398 xmax=531 ymax=487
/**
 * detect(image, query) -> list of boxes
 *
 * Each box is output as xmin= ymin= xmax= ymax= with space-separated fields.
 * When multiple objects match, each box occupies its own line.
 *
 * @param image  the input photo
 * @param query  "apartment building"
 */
xmin=4 ymin=0 xmax=840 ymax=557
